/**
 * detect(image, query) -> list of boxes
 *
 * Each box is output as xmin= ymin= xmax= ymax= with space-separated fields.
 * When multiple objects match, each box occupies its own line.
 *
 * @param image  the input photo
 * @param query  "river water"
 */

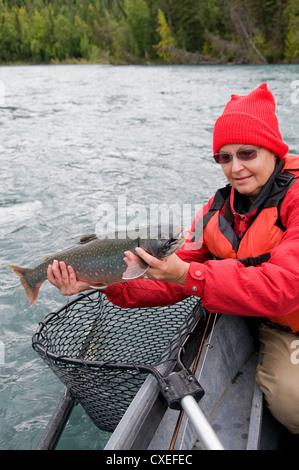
xmin=1 ymin=64 xmax=299 ymax=450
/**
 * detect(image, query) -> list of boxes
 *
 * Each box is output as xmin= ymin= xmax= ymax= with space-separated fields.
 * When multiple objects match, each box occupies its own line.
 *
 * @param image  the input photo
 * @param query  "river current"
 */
xmin=1 ymin=64 xmax=299 ymax=449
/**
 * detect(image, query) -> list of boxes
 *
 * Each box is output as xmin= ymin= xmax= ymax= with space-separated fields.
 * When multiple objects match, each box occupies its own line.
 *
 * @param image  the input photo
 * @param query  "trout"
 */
xmin=9 ymin=225 xmax=185 ymax=306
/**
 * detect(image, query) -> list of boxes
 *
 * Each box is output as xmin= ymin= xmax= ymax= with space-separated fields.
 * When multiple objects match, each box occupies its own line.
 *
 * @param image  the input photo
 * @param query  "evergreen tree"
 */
xmin=154 ymin=8 xmax=176 ymax=62
xmin=0 ymin=0 xmax=298 ymax=64
xmin=284 ymin=0 xmax=299 ymax=62
xmin=125 ymin=0 xmax=151 ymax=57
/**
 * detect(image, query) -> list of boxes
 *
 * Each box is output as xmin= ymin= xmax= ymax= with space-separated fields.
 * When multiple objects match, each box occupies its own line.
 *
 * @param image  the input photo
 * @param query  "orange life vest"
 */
xmin=201 ymin=156 xmax=299 ymax=332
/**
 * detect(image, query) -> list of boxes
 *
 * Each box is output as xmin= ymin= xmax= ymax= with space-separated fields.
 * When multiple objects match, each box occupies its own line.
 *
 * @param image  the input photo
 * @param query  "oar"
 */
xmin=168 ymin=313 xmax=224 ymax=450
xmin=36 ymin=389 xmax=75 ymax=450
xmin=181 ymin=396 xmax=224 ymax=450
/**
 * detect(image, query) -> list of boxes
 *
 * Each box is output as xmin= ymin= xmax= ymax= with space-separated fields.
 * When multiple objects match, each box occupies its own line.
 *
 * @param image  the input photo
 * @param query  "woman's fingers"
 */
xmin=132 ymin=248 xmax=188 ymax=284
xmin=123 ymin=250 xmax=140 ymax=266
xmin=47 ymin=260 xmax=67 ymax=285
xmin=47 ymin=261 xmax=90 ymax=295
xmin=59 ymin=261 xmax=70 ymax=282
xmin=67 ymin=264 xmax=77 ymax=281
xmin=47 ymin=263 xmax=56 ymax=284
xmin=135 ymin=247 xmax=163 ymax=267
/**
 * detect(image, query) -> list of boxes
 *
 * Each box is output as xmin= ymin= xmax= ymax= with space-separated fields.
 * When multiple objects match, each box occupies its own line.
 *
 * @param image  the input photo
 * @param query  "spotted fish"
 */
xmin=9 ymin=224 xmax=185 ymax=306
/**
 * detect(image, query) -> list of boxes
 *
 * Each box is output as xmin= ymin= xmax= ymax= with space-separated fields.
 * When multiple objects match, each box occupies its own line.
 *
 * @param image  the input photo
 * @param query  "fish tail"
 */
xmin=8 ymin=265 xmax=42 ymax=306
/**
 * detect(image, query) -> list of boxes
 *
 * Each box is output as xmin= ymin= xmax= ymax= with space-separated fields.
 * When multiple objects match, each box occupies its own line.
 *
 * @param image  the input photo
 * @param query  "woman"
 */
xmin=48 ymin=83 xmax=299 ymax=436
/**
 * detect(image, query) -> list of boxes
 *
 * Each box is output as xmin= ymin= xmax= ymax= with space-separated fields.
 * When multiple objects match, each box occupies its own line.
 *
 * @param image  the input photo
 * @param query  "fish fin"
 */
xmin=122 ymin=258 xmax=149 ymax=280
xmin=89 ymin=282 xmax=107 ymax=290
xmin=78 ymin=234 xmax=97 ymax=244
xmin=8 ymin=265 xmax=42 ymax=306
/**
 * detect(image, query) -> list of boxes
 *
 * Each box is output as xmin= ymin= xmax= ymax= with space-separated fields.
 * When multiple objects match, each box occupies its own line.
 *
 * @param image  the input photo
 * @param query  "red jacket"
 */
xmin=106 ymin=156 xmax=299 ymax=331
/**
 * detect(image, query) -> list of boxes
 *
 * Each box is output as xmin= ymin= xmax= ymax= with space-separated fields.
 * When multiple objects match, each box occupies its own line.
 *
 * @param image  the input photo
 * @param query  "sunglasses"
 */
xmin=213 ymin=146 xmax=263 ymax=164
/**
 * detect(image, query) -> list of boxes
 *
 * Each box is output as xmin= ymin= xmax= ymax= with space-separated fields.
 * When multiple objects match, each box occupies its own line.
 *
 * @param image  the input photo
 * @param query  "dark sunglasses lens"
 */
xmin=237 ymin=149 xmax=258 ymax=160
xmin=213 ymin=148 xmax=260 ymax=163
xmin=213 ymin=153 xmax=231 ymax=164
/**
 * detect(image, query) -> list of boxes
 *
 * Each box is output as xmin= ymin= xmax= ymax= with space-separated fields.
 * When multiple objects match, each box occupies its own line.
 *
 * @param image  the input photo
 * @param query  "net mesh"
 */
xmin=32 ymin=291 xmax=203 ymax=432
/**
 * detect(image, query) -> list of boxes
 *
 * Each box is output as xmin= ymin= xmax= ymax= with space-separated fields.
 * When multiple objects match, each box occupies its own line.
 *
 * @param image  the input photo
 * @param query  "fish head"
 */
xmin=140 ymin=225 xmax=186 ymax=259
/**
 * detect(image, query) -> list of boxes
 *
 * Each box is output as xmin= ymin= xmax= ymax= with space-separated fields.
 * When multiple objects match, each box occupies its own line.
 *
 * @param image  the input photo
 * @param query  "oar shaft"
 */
xmin=36 ymin=389 xmax=75 ymax=450
xmin=181 ymin=395 xmax=224 ymax=450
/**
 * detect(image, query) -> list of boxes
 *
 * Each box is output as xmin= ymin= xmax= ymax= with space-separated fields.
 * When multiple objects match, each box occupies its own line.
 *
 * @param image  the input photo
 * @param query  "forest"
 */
xmin=0 ymin=0 xmax=299 ymax=65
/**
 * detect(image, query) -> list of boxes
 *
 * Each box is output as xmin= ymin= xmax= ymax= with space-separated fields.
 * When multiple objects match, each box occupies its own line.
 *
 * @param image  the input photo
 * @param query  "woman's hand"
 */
xmin=124 ymin=248 xmax=190 ymax=285
xmin=47 ymin=260 xmax=91 ymax=296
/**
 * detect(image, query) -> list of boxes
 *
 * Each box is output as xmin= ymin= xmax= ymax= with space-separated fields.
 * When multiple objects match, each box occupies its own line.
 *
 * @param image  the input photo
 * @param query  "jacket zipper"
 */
xmin=233 ymin=213 xmax=247 ymax=240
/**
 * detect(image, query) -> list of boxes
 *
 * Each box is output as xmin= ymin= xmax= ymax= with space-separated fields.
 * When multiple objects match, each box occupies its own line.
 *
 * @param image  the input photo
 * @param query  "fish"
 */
xmin=8 ymin=224 xmax=186 ymax=306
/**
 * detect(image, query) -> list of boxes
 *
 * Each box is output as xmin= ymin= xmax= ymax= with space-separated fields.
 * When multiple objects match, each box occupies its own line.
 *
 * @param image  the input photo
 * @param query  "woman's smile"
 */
xmin=234 ymin=175 xmax=252 ymax=182
xmin=233 ymin=174 xmax=253 ymax=188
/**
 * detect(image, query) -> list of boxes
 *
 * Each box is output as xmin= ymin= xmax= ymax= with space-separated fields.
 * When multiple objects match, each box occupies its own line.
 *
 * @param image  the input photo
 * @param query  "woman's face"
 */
xmin=219 ymin=144 xmax=277 ymax=202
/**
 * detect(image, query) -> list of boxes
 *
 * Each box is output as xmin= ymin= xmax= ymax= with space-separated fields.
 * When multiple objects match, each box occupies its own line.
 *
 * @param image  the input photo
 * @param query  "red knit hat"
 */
xmin=213 ymin=83 xmax=289 ymax=159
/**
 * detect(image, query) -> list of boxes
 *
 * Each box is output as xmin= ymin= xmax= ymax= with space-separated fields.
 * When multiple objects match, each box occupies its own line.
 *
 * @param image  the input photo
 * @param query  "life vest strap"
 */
xmin=276 ymin=171 xmax=295 ymax=187
xmin=213 ymin=252 xmax=271 ymax=267
xmin=261 ymin=319 xmax=299 ymax=335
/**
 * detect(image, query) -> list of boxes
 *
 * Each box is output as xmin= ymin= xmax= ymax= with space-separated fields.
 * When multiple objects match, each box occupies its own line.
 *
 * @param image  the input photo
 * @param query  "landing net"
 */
xmin=32 ymin=290 xmax=205 ymax=432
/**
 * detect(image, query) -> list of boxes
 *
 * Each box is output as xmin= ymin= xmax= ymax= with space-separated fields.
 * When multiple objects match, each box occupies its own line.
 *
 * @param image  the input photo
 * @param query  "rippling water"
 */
xmin=1 ymin=64 xmax=299 ymax=450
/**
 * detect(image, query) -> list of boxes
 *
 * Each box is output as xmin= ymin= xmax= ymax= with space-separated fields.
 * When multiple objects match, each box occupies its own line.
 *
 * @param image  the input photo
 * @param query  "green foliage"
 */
xmin=30 ymin=9 xmax=54 ymax=62
xmin=284 ymin=0 xmax=299 ymax=62
xmin=155 ymin=8 xmax=176 ymax=61
xmin=125 ymin=0 xmax=151 ymax=57
xmin=0 ymin=0 xmax=298 ymax=64
xmin=163 ymin=0 xmax=204 ymax=52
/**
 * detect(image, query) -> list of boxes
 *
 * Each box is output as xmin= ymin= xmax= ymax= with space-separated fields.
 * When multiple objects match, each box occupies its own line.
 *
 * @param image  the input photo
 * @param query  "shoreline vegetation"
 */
xmin=0 ymin=0 xmax=299 ymax=67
